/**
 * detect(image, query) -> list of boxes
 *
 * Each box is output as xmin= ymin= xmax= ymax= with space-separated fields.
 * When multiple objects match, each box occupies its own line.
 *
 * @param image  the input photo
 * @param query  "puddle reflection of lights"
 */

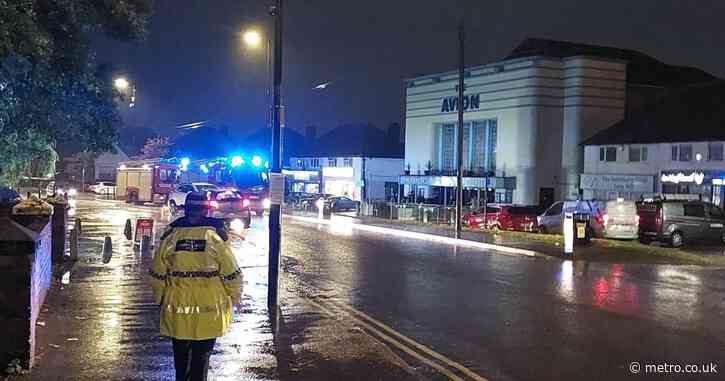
xmin=657 ymin=268 xmax=702 ymax=285
xmin=558 ymin=260 xmax=575 ymax=303
xmin=329 ymin=220 xmax=354 ymax=236
xmin=230 ymin=219 xmax=245 ymax=236
xmin=61 ymin=271 xmax=71 ymax=285
xmin=68 ymin=208 xmax=76 ymax=217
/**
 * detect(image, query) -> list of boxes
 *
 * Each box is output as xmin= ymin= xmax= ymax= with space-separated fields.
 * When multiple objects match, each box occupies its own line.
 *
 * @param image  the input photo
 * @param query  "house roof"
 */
xmin=506 ymin=38 xmax=717 ymax=87
xmin=583 ymin=81 xmax=725 ymax=146
xmin=297 ymin=124 xmax=404 ymax=158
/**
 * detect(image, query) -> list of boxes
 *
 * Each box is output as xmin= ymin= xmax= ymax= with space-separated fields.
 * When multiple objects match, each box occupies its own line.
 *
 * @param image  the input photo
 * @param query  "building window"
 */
xmin=296 ymin=159 xmax=304 ymax=168
xmin=343 ymin=157 xmax=353 ymax=167
xmin=438 ymin=119 xmax=496 ymax=174
xmin=673 ymin=144 xmax=693 ymax=161
xmin=629 ymin=145 xmax=647 ymax=162
xmin=709 ymin=143 xmax=724 ymax=161
xmin=678 ymin=144 xmax=693 ymax=161
xmin=599 ymin=146 xmax=617 ymax=162
xmin=328 ymin=158 xmax=337 ymax=167
xmin=310 ymin=158 xmax=319 ymax=168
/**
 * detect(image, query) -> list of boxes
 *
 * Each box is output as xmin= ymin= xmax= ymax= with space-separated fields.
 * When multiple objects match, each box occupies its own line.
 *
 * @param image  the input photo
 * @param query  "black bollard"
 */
xmin=102 ymin=236 xmax=113 ymax=263
xmin=124 ymin=219 xmax=133 ymax=240
xmin=74 ymin=218 xmax=82 ymax=235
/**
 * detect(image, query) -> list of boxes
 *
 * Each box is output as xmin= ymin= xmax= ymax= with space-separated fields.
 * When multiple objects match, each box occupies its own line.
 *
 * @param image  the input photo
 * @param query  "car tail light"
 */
xmin=601 ymin=213 xmax=609 ymax=226
xmin=242 ymin=199 xmax=250 ymax=207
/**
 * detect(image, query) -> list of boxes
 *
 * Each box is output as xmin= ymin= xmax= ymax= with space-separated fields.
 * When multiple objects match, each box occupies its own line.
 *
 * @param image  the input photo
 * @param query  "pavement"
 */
xmin=10 ymin=194 xmax=417 ymax=380
xmin=8 ymin=195 xmax=725 ymax=380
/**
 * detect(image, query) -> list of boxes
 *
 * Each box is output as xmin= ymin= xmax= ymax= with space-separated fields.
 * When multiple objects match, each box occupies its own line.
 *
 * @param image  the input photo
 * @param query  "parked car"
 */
xmin=463 ymin=204 xmax=539 ymax=232
xmin=637 ymin=199 xmax=725 ymax=247
xmin=600 ymin=199 xmax=639 ymax=240
xmin=324 ymin=196 xmax=359 ymax=212
xmin=538 ymin=200 xmax=606 ymax=237
xmin=89 ymin=181 xmax=116 ymax=195
xmin=168 ymin=183 xmax=220 ymax=209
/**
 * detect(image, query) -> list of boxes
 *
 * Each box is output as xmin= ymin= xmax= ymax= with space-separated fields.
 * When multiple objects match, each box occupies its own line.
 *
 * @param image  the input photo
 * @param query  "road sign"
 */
xmin=134 ymin=218 xmax=154 ymax=244
xmin=269 ymin=172 xmax=284 ymax=205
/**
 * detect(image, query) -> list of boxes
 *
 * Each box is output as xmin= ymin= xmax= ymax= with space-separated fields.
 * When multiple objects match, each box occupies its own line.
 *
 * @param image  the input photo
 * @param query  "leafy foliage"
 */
xmin=0 ymin=0 xmax=153 ymax=187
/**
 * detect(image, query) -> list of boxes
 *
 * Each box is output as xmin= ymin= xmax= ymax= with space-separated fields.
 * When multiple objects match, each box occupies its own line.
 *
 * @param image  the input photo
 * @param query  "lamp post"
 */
xmin=455 ymin=22 xmax=465 ymax=239
xmin=268 ymin=0 xmax=283 ymax=313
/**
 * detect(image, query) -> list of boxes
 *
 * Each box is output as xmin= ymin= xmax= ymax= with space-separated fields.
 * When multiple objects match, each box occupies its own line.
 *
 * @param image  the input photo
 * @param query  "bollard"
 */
xmin=69 ymin=228 xmax=78 ymax=261
xmin=124 ymin=219 xmax=133 ymax=240
xmin=141 ymin=235 xmax=152 ymax=254
xmin=564 ymin=212 xmax=574 ymax=256
xmin=316 ymin=198 xmax=325 ymax=220
xmin=102 ymin=236 xmax=113 ymax=263
xmin=74 ymin=218 xmax=82 ymax=235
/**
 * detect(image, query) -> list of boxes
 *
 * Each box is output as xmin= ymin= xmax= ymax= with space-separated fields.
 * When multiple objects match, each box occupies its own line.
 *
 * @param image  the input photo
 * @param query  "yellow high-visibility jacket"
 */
xmin=149 ymin=225 xmax=242 ymax=340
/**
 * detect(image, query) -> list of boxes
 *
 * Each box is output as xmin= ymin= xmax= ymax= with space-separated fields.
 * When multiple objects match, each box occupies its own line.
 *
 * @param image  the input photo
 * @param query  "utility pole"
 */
xmin=455 ymin=22 xmax=465 ymax=239
xmin=268 ymin=0 xmax=283 ymax=313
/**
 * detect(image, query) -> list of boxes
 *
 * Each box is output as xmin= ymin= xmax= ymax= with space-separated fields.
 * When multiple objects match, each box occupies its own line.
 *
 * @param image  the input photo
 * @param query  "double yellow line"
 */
xmin=307 ymin=297 xmax=489 ymax=381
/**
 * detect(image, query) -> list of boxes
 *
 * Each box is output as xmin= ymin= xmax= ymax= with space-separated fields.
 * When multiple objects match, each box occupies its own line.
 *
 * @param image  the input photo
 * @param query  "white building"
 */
xmin=288 ymin=156 xmax=403 ymax=202
xmin=402 ymin=38 xmax=715 ymax=206
xmin=582 ymin=81 xmax=725 ymax=206
xmin=95 ymin=144 xmax=129 ymax=181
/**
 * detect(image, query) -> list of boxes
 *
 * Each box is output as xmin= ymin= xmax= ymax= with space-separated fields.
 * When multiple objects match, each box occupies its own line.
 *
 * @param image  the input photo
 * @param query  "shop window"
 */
xmin=709 ymin=143 xmax=724 ymax=161
xmin=677 ymin=183 xmax=690 ymax=194
xmin=662 ymin=183 xmax=677 ymax=194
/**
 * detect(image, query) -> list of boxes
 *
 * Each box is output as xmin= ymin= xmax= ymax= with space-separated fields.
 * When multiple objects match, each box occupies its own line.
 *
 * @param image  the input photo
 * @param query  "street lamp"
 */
xmin=243 ymin=29 xmax=262 ymax=48
xmin=114 ymin=76 xmax=136 ymax=108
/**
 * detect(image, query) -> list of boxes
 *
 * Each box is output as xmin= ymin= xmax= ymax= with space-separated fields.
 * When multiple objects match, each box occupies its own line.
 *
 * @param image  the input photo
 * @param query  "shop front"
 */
xmin=580 ymin=174 xmax=655 ymax=201
xmin=322 ymin=167 xmax=357 ymax=199
xmin=399 ymin=175 xmax=516 ymax=207
xmin=282 ymin=169 xmax=321 ymax=194
xmin=660 ymin=170 xmax=725 ymax=206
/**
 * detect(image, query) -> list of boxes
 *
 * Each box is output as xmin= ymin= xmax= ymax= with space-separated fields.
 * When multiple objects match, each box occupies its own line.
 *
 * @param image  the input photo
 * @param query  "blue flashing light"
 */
xmin=200 ymin=164 xmax=209 ymax=174
xmin=264 ymin=161 xmax=269 ymax=169
xmin=231 ymin=156 xmax=244 ymax=167
xmin=180 ymin=157 xmax=191 ymax=167
xmin=252 ymin=155 xmax=263 ymax=167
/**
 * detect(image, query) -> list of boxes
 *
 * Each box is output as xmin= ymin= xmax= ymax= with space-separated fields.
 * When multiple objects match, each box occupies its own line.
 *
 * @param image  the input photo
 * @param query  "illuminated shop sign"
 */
xmin=660 ymin=171 xmax=704 ymax=185
xmin=322 ymin=167 xmax=354 ymax=178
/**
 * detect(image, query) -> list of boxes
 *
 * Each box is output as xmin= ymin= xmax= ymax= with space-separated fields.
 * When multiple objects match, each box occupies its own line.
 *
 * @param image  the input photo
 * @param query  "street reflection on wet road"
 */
xmin=282 ymin=218 xmax=725 ymax=381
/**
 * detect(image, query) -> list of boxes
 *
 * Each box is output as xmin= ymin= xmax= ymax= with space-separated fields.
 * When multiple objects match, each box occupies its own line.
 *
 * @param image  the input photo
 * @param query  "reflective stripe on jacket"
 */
xmin=150 ymin=225 xmax=242 ymax=340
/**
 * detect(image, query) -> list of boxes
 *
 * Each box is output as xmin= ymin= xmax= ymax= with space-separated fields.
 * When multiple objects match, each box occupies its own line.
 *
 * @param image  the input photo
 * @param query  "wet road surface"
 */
xmin=24 ymin=195 xmax=415 ymax=380
xmin=281 ymin=217 xmax=725 ymax=380
xmin=19 ymin=195 xmax=725 ymax=380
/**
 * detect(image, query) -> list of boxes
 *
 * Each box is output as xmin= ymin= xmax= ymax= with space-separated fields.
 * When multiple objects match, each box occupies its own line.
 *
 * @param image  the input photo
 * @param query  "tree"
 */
xmin=0 ymin=0 xmax=154 ymax=187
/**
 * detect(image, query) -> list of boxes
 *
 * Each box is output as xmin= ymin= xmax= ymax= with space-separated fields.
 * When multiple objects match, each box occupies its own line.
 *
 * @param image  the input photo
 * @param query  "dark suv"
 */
xmin=636 ymin=200 xmax=725 ymax=247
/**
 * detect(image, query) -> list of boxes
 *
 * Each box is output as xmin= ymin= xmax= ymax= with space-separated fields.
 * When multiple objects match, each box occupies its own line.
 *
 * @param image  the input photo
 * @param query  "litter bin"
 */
xmin=572 ymin=212 xmax=591 ymax=244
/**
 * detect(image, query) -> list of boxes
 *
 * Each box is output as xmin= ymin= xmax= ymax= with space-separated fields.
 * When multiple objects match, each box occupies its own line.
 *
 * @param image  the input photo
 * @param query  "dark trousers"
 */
xmin=171 ymin=338 xmax=217 ymax=381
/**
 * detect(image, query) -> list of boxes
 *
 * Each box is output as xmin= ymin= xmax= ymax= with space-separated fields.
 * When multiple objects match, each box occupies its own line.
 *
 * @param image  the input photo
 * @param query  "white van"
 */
xmin=601 ymin=199 xmax=639 ymax=240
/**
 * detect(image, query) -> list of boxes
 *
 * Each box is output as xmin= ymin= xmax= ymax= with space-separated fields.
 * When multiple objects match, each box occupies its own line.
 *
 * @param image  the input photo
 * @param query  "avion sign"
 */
xmin=441 ymin=94 xmax=480 ymax=113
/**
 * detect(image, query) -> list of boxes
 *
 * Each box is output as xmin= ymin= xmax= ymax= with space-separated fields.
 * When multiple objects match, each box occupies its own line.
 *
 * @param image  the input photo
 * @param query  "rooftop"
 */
xmin=583 ymin=80 xmax=725 ymax=145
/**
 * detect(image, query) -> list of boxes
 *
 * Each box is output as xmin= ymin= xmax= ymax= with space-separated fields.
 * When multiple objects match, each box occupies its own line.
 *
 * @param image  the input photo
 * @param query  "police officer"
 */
xmin=150 ymin=192 xmax=243 ymax=381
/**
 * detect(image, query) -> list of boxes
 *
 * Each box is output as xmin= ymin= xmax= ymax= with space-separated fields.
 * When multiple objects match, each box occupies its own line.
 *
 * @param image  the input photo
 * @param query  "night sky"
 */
xmin=94 ymin=0 xmax=725 ymax=138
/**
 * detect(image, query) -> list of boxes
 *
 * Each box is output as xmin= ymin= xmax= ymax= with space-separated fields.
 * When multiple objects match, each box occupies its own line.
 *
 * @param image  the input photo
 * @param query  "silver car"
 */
xmin=538 ymin=200 xmax=606 ymax=237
